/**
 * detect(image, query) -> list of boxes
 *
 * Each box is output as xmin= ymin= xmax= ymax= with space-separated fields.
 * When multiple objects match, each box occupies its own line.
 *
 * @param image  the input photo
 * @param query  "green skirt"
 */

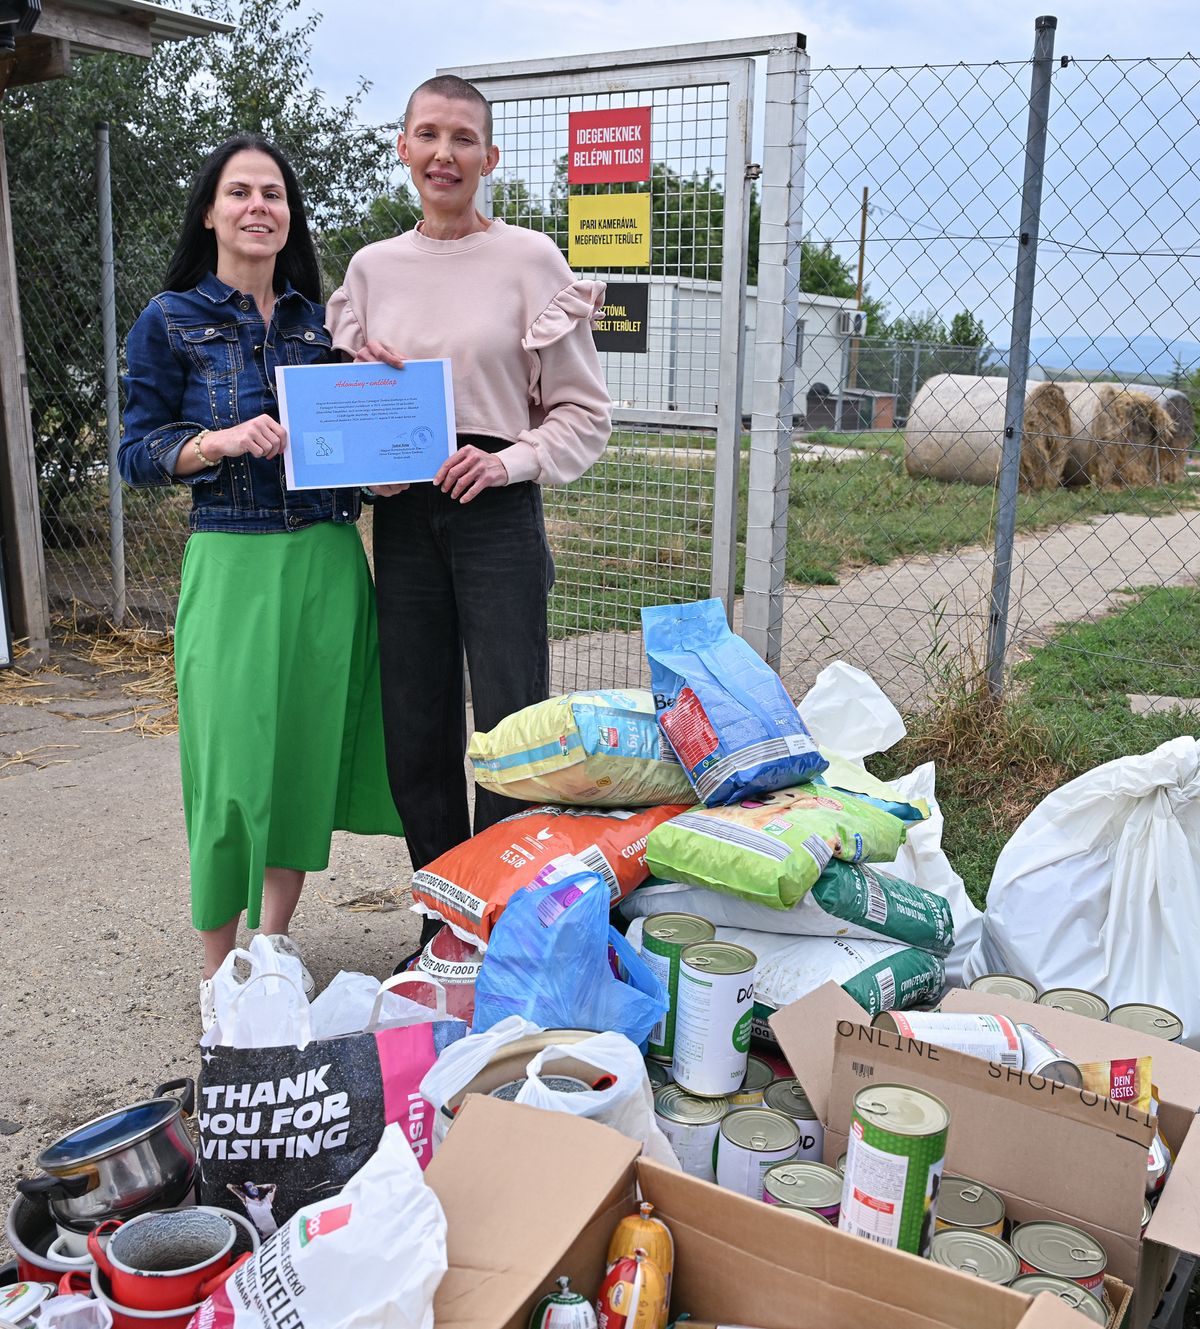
xmin=175 ymin=522 xmax=403 ymax=931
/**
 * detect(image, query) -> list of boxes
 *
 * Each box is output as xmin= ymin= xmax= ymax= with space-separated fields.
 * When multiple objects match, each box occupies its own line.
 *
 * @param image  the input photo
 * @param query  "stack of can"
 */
xmin=970 ymin=975 xmax=1184 ymax=1042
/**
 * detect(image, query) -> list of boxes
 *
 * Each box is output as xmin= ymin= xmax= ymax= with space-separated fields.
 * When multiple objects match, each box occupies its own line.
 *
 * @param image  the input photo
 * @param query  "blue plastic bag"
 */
xmin=472 ymin=860 xmax=667 ymax=1046
xmin=642 ymin=597 xmax=827 ymax=805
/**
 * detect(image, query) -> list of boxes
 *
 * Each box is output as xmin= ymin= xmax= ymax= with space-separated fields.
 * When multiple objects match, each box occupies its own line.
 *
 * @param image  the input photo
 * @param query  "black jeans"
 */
xmin=373 ymin=444 xmax=554 ymax=889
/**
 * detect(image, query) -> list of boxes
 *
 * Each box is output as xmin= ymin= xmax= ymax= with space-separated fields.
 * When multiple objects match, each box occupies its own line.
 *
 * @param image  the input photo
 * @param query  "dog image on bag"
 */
xmin=226 ymin=1181 xmax=279 ymax=1238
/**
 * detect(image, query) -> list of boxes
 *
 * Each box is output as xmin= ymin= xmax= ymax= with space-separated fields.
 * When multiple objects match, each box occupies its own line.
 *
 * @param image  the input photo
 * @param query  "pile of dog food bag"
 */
xmin=10 ymin=598 xmax=1184 ymax=1329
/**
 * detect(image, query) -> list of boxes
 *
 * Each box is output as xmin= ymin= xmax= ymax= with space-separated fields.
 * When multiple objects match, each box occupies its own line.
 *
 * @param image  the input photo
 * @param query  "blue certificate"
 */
xmin=276 ymin=359 xmax=456 ymax=490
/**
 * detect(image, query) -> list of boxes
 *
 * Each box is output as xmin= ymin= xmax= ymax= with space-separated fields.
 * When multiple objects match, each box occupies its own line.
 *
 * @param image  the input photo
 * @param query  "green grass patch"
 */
xmin=871 ymin=585 xmax=1200 ymax=906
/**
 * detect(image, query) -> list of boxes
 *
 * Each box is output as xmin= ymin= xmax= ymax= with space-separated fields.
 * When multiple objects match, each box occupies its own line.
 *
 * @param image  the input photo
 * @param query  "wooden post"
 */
xmin=0 ymin=119 xmax=50 ymax=661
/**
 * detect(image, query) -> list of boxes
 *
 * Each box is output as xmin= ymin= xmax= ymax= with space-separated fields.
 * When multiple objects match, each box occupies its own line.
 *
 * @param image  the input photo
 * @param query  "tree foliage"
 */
xmin=4 ymin=0 xmax=390 ymax=517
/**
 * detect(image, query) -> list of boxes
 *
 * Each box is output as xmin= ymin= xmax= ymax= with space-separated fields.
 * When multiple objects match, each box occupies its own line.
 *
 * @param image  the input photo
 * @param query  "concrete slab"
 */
xmin=1128 ymin=694 xmax=1200 ymax=718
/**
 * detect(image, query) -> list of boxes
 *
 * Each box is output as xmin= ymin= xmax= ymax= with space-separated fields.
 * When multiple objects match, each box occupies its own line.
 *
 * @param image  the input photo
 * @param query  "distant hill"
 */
xmin=1026 ymin=334 xmax=1200 ymax=381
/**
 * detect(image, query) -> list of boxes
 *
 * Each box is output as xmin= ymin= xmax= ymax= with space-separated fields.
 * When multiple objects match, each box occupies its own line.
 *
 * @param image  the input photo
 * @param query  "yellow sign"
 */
xmin=568 ymin=193 xmax=651 ymax=267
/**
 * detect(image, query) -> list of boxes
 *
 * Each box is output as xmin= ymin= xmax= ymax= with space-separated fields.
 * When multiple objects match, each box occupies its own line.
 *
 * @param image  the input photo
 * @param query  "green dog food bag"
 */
xmin=645 ymin=783 xmax=908 ymax=910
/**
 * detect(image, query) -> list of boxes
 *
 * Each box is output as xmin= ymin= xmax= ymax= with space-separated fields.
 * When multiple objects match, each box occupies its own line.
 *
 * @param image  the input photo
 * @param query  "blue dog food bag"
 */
xmin=641 ymin=598 xmax=827 ymax=805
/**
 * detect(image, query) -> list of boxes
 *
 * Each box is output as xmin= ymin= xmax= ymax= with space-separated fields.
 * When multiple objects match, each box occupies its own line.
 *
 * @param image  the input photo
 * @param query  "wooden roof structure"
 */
xmin=0 ymin=0 xmax=231 ymax=659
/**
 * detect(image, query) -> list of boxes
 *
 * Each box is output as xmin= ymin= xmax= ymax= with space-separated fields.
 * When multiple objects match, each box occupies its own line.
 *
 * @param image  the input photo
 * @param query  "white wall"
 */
xmin=597 ymin=277 xmax=855 ymax=419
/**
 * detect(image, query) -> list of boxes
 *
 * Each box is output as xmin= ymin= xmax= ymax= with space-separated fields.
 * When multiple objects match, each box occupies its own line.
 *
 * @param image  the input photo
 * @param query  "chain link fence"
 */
xmin=769 ymin=43 xmax=1199 ymax=724
xmin=6 ymin=34 xmax=1198 ymax=731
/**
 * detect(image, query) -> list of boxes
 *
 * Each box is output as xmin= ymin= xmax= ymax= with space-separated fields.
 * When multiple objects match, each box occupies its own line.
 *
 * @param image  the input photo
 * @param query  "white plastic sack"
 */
xmin=37 ymin=1297 xmax=113 ymax=1329
xmin=797 ymin=663 xmax=980 ymax=985
xmin=187 ymin=1123 xmax=446 ymax=1329
xmin=515 ymin=1033 xmax=680 ymax=1170
xmin=876 ymin=762 xmax=981 ymax=986
xmin=798 ymin=660 xmax=906 ymax=764
xmin=964 ymin=736 xmax=1200 ymax=1047
xmin=203 ymin=934 xmax=311 ymax=1050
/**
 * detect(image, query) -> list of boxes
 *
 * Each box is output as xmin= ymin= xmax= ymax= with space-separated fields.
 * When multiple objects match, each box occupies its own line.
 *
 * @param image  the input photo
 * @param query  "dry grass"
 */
xmin=1 ymin=613 xmax=178 ymax=736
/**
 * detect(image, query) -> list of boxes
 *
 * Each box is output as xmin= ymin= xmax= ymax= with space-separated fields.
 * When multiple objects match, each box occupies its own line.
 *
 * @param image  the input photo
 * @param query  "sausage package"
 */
xmin=411 ymin=803 xmax=689 ymax=947
xmin=641 ymin=598 xmax=827 ymax=806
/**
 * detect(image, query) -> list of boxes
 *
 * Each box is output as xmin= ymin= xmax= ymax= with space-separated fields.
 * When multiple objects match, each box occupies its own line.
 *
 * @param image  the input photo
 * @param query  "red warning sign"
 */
xmin=568 ymin=107 xmax=652 ymax=184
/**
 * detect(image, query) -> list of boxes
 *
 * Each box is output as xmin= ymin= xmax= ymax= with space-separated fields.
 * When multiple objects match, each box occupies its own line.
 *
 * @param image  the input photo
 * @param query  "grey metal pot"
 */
xmin=17 ymin=1079 xmax=196 ymax=1230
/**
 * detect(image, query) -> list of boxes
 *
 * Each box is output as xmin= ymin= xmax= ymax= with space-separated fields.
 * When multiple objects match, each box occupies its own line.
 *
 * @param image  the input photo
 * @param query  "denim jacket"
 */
xmin=119 ymin=273 xmax=361 ymax=533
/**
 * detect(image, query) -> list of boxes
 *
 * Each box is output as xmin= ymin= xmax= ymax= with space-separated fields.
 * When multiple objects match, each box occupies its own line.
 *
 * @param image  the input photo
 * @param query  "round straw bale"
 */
xmin=1060 ymin=382 xmax=1176 ymax=487
xmin=1125 ymin=384 xmax=1193 ymax=482
xmin=903 ymin=373 xmax=1071 ymax=489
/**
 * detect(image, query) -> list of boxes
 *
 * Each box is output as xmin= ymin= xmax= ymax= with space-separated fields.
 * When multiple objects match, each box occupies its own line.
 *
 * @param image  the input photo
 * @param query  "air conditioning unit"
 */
xmin=838 ymin=309 xmax=869 ymax=337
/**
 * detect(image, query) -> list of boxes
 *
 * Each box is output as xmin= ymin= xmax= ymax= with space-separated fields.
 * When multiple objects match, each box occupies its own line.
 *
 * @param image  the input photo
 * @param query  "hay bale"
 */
xmin=1060 ymin=382 xmax=1176 ymax=487
xmin=903 ymin=373 xmax=1071 ymax=489
xmin=1124 ymin=384 xmax=1193 ymax=482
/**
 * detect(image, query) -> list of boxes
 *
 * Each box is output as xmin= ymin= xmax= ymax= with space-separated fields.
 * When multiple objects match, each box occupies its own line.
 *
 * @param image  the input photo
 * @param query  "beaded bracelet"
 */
xmin=192 ymin=430 xmax=216 ymax=466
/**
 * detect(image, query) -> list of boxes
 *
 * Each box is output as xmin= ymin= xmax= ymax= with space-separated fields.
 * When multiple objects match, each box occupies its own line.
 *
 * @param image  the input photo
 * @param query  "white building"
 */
xmin=595 ymin=275 xmax=856 ymax=419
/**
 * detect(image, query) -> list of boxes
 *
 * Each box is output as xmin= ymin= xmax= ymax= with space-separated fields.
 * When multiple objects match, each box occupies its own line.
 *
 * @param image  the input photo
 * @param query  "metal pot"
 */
xmin=17 ymin=1080 xmax=196 ymax=1230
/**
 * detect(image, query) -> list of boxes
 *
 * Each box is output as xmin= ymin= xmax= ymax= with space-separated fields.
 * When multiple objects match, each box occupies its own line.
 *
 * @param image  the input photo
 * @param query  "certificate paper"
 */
xmin=276 ymin=359 xmax=456 ymax=490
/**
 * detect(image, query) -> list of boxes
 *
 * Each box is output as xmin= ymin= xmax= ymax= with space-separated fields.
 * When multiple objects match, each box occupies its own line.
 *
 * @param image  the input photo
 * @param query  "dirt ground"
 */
xmin=0 ymin=653 xmax=421 ymax=1257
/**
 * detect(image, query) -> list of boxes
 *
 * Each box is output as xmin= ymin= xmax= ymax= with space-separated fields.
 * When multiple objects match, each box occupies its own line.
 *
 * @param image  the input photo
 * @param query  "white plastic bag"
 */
xmin=515 ymin=1033 xmax=680 ymax=1169
xmin=37 ymin=1297 xmax=113 ymax=1329
xmin=418 ymin=1015 xmax=543 ymax=1147
xmin=965 ymin=737 xmax=1200 ymax=1047
xmin=798 ymin=660 xmax=906 ymax=763
xmin=203 ymin=934 xmax=311 ymax=1050
xmin=187 ymin=1124 xmax=447 ymax=1329
xmin=797 ymin=663 xmax=980 ymax=985
xmin=875 ymin=762 xmax=982 ymax=986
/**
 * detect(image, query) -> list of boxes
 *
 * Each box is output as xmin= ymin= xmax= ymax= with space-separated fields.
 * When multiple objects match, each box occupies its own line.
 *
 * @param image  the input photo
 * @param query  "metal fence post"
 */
xmin=984 ymin=16 xmax=1057 ymax=697
xmin=95 ymin=122 xmax=125 ymax=626
xmin=741 ymin=36 xmax=810 ymax=666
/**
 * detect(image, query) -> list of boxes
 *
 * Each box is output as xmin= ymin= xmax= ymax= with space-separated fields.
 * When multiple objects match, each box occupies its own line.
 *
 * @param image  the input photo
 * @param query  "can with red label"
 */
xmin=1009 ymin=1221 xmax=1107 ymax=1294
xmin=873 ymin=1011 xmax=1022 ymax=1067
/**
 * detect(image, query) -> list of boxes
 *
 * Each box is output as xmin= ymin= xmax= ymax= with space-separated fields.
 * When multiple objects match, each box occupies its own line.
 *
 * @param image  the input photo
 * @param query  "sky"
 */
xmin=278 ymin=1 xmax=1200 ymax=363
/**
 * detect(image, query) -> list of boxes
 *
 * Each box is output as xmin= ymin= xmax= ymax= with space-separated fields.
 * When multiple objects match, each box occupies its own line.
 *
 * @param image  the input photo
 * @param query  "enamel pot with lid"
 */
xmin=17 ymin=1080 xmax=196 ymax=1230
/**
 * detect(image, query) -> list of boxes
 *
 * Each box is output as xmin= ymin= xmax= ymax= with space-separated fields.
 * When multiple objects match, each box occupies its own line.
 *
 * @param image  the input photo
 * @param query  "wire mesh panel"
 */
xmin=769 ymin=52 xmax=1199 ymax=720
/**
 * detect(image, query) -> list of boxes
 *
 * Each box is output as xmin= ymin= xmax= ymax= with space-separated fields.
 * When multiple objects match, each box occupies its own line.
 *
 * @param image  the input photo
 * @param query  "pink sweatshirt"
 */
xmin=326 ymin=219 xmax=612 ymax=485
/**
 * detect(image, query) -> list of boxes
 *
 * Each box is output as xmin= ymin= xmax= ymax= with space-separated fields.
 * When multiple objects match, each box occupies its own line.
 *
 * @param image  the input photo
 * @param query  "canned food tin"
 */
xmin=1142 ymin=1198 xmax=1153 ymax=1234
xmin=653 ymin=1083 xmax=728 ymax=1184
xmin=1108 ymin=1003 xmax=1184 ymax=1043
xmin=490 ymin=1075 xmax=591 ymax=1101
xmin=728 ymin=1055 xmax=774 ymax=1107
xmin=641 ymin=912 xmax=717 ymax=1062
xmin=763 ymin=1161 xmax=843 ymax=1222
xmin=1016 ymin=1023 xmax=1083 ymax=1088
xmin=1010 ymin=1275 xmax=1108 ymax=1325
xmin=763 ymin=1078 xmax=824 ymax=1162
xmin=874 ymin=1011 xmax=1022 ymax=1068
xmin=835 ymin=1150 xmax=847 ymax=1176
xmin=969 ymin=973 xmax=1039 ymax=1003
xmin=1010 ymin=1221 xmax=1107 ymax=1293
xmin=935 ymin=1175 xmax=1006 ymax=1238
xmin=715 ymin=1107 xmax=800 ymax=1200
xmin=645 ymin=1060 xmax=672 ymax=1092
xmin=1036 ymin=989 xmax=1110 ymax=1021
xmin=672 ymin=942 xmax=756 ymax=1098
xmin=839 ymin=1083 xmax=950 ymax=1255
xmin=929 ymin=1230 xmax=1021 ymax=1284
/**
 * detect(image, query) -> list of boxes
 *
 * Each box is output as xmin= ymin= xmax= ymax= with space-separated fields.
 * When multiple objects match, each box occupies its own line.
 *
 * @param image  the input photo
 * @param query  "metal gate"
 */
xmin=442 ymin=37 xmax=807 ymax=691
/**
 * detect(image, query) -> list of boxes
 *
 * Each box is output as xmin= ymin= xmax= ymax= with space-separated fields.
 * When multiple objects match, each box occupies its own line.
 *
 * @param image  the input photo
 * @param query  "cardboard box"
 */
xmin=770 ymin=983 xmax=1200 ymax=1329
xmin=425 ymin=1094 xmax=1097 ymax=1329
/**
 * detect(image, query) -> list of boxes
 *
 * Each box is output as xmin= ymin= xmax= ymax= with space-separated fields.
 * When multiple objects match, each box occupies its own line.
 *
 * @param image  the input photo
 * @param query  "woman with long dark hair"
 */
xmin=120 ymin=135 xmax=402 ymax=1029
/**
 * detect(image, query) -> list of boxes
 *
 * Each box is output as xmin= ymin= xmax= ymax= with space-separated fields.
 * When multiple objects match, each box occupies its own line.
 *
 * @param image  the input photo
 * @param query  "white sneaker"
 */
xmin=264 ymin=933 xmax=316 ymax=998
xmin=199 ymin=978 xmax=217 ymax=1033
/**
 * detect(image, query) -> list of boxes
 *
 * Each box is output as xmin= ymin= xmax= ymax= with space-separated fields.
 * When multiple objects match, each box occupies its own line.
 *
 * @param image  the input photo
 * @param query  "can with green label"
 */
xmin=672 ymin=941 xmax=757 ymax=1098
xmin=641 ymin=913 xmax=716 ymax=1062
xmin=839 ymin=1083 xmax=950 ymax=1256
